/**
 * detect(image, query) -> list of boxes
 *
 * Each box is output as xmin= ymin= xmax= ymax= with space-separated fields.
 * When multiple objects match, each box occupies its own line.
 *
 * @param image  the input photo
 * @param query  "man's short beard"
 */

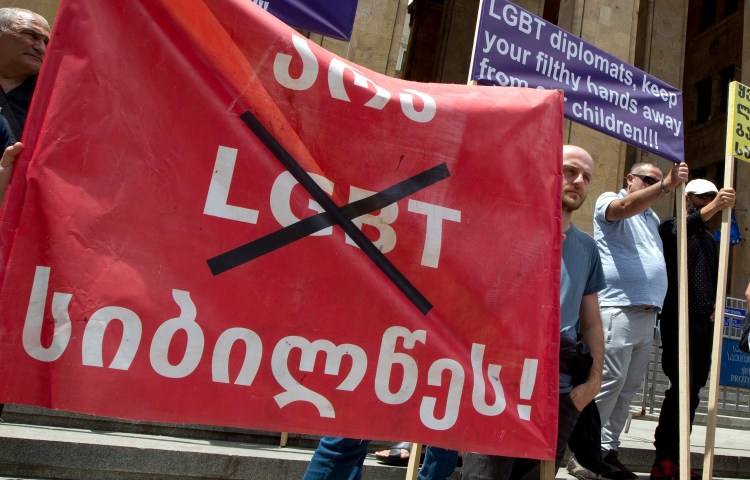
xmin=562 ymin=195 xmax=582 ymax=212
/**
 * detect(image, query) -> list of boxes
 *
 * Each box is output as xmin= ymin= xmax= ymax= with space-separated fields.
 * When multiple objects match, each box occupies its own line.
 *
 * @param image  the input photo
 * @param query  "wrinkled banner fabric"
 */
xmin=0 ymin=0 xmax=563 ymax=458
xmin=265 ymin=0 xmax=359 ymax=41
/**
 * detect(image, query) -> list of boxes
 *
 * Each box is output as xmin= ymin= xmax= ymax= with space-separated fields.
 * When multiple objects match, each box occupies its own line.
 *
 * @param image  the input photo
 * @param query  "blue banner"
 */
xmin=470 ymin=0 xmax=684 ymax=162
xmin=720 ymin=338 xmax=750 ymax=388
xmin=253 ymin=0 xmax=359 ymax=41
xmin=724 ymin=306 xmax=747 ymax=328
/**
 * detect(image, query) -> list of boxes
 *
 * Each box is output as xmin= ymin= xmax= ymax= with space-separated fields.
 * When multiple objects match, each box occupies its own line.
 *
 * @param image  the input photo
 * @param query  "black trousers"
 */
xmin=653 ymin=313 xmax=713 ymax=461
xmin=462 ymin=393 xmax=580 ymax=480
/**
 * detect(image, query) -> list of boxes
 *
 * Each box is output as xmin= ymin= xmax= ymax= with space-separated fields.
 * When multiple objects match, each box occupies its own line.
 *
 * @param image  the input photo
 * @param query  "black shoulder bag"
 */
xmin=0 ymin=90 xmax=22 ymax=142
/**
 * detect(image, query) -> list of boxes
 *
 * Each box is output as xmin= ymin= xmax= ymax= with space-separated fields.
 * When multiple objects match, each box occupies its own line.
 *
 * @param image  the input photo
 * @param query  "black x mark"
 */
xmin=207 ymin=111 xmax=450 ymax=315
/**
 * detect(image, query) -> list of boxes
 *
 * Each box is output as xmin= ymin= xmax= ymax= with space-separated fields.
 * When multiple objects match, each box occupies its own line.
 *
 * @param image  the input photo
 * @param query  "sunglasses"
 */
xmin=632 ymin=173 xmax=659 ymax=186
xmin=692 ymin=192 xmax=717 ymax=200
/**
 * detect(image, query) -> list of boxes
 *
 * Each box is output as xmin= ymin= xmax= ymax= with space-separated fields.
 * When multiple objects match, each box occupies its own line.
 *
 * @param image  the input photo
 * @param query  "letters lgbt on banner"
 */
xmin=471 ymin=0 xmax=684 ymax=163
xmin=0 ymin=0 xmax=563 ymax=458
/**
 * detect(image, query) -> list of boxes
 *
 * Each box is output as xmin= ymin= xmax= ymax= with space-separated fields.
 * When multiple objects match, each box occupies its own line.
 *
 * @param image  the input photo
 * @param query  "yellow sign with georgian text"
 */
xmin=727 ymin=80 xmax=750 ymax=163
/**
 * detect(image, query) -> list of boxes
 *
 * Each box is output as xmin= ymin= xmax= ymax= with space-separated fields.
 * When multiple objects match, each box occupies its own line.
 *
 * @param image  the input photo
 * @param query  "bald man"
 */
xmin=463 ymin=145 xmax=605 ymax=480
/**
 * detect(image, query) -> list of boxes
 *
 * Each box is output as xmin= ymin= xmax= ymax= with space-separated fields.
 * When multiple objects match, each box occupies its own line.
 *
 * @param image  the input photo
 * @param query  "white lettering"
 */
xmin=399 ymin=89 xmax=437 ymax=123
xmin=22 ymin=265 xmax=535 ymax=431
xmin=273 ymin=35 xmax=319 ymax=91
xmin=329 ymin=58 xmax=391 ymax=110
xmin=272 ymin=337 xmax=367 ymax=418
xmin=270 ymin=170 xmax=334 ymax=236
xmin=470 ymin=343 xmax=506 ymax=416
xmin=374 ymin=326 xmax=426 ymax=404
xmin=149 ymin=290 xmax=204 ymax=378
xmin=22 ymin=266 xmax=72 ymax=362
xmin=408 ymin=200 xmax=461 ymax=268
xmin=345 ymin=186 xmax=398 ymax=253
xmin=212 ymin=328 xmax=263 ymax=386
xmin=420 ymin=358 xmax=464 ymax=430
xmin=204 ymin=146 xmax=260 ymax=224
xmin=205 ymin=150 xmax=460 ymax=269
xmin=274 ymin=34 xmax=436 ymax=123
xmin=82 ymin=306 xmax=142 ymax=370
xmin=488 ymin=0 xmax=546 ymax=40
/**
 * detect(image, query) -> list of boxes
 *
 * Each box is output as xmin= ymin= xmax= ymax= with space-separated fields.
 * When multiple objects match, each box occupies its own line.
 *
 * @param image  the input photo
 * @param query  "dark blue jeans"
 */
xmin=302 ymin=437 xmax=458 ymax=480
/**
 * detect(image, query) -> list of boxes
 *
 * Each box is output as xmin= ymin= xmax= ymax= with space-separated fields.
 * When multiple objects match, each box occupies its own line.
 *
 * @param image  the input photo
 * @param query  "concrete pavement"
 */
xmin=1 ymin=414 xmax=750 ymax=479
xmin=561 ymin=413 xmax=750 ymax=479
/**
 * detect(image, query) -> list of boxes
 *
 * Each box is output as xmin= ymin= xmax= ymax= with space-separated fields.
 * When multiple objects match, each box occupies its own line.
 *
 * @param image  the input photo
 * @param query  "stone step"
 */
xmin=0 ymin=421 xmax=453 ymax=480
xmin=2 ymin=406 xmax=750 ymax=479
xmin=1 ymin=405 xmax=323 ymax=450
xmin=2 ymin=420 xmax=747 ymax=480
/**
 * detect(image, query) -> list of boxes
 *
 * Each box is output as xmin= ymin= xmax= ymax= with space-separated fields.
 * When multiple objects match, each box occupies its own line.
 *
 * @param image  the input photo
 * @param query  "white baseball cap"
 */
xmin=685 ymin=179 xmax=718 ymax=195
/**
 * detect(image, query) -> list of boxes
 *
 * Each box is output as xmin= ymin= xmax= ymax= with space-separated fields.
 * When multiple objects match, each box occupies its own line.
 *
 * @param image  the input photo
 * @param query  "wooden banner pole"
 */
xmin=702 ymin=159 xmax=736 ymax=479
xmin=540 ymin=460 xmax=555 ymax=480
xmin=703 ymin=80 xmax=743 ymax=479
xmin=676 ymin=182 xmax=691 ymax=480
xmin=466 ymin=0 xmax=484 ymax=85
xmin=405 ymin=443 xmax=423 ymax=480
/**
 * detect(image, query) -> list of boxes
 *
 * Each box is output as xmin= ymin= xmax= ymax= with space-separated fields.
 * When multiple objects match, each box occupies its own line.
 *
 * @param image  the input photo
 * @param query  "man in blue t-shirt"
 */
xmin=463 ymin=145 xmax=606 ymax=480
xmin=573 ymin=161 xmax=687 ymax=480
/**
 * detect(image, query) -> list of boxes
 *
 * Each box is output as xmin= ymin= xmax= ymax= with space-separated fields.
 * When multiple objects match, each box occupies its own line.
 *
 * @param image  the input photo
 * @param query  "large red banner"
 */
xmin=0 ymin=0 xmax=563 ymax=458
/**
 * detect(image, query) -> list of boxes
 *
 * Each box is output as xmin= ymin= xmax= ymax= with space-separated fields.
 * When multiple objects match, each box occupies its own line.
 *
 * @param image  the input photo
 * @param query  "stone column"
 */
xmin=308 ymin=0 xmax=408 ymax=76
xmin=556 ymin=0 xmax=636 ymax=233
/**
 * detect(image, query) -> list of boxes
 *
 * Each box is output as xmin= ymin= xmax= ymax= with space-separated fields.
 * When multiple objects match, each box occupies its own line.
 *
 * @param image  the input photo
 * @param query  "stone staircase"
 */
xmin=0 ymin=405 xmax=460 ymax=480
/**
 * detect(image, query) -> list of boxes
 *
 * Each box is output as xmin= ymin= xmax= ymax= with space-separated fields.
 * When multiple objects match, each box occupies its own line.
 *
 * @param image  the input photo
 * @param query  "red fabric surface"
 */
xmin=0 ymin=0 xmax=563 ymax=458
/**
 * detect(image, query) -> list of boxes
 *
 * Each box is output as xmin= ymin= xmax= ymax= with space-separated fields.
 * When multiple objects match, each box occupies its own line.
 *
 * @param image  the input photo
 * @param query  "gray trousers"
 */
xmin=596 ymin=306 xmax=656 ymax=453
xmin=462 ymin=393 xmax=580 ymax=480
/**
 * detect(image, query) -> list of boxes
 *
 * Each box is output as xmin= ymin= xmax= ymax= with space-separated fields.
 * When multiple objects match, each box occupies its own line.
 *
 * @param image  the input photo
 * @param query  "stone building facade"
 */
xmin=8 ymin=0 xmax=750 ymax=297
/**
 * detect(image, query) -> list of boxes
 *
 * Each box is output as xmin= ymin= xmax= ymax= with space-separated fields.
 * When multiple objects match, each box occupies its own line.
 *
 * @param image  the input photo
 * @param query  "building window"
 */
xmin=691 ymin=166 xmax=708 ymax=181
xmin=542 ymin=0 xmax=561 ymax=25
xmin=690 ymin=162 xmax=723 ymax=190
xmin=696 ymin=77 xmax=713 ymax=123
xmin=700 ymin=0 xmax=717 ymax=30
xmin=724 ymin=0 xmax=739 ymax=17
xmin=720 ymin=65 xmax=735 ymax=114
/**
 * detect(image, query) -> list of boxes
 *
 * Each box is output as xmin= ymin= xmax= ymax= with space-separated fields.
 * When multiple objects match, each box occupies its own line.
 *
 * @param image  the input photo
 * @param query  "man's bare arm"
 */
xmin=699 ymin=187 xmax=735 ymax=222
xmin=606 ymin=162 xmax=688 ymax=221
xmin=569 ymin=292 xmax=603 ymax=411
